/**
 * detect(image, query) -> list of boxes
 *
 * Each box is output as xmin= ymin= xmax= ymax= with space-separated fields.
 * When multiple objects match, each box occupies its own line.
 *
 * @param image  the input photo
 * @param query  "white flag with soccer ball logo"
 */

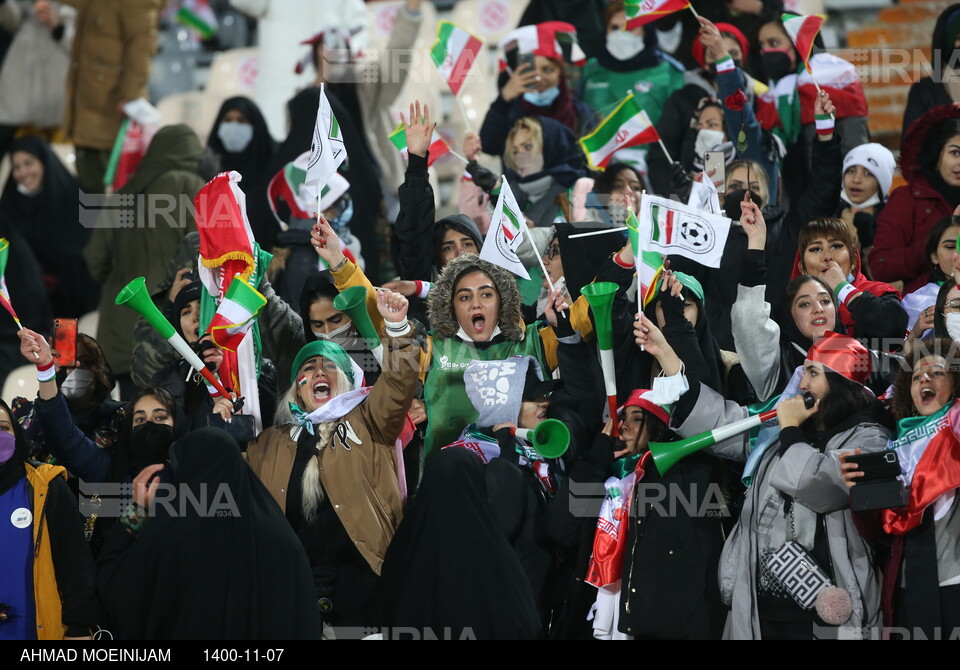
xmin=637 ymin=194 xmax=731 ymax=268
xmin=479 ymin=178 xmax=530 ymax=280
xmin=304 ymin=84 xmax=347 ymax=204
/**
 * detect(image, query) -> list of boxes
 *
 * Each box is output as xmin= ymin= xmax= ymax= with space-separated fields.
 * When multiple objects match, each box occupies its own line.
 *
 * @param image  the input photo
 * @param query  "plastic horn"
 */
xmin=649 ymin=393 xmax=815 ymax=475
xmin=514 ymin=418 xmax=570 ymax=459
xmin=115 ymin=277 xmax=232 ymax=400
xmin=332 ymin=285 xmax=383 ymax=365
xmin=581 ymin=281 xmax=620 ymax=437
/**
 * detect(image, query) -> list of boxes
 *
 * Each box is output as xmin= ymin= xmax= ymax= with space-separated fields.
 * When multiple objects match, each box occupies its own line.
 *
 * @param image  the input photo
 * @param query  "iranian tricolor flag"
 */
xmin=479 ymin=178 xmax=530 ymax=280
xmin=624 ymin=0 xmax=691 ymax=29
xmin=0 ymin=238 xmax=23 ymax=328
xmin=208 ymin=275 xmax=267 ymax=352
xmin=267 ymin=153 xmax=313 ymax=224
xmin=431 ymin=21 xmax=483 ymax=96
xmin=625 ymin=209 xmax=664 ymax=308
xmin=797 ymin=53 xmax=868 ymax=124
xmin=638 ymin=194 xmax=731 ymax=268
xmin=176 ymin=0 xmax=217 ymax=40
xmin=782 ymin=13 xmax=826 ymax=73
xmin=388 ymin=122 xmax=450 ymax=166
xmin=579 ymin=94 xmax=659 ymax=171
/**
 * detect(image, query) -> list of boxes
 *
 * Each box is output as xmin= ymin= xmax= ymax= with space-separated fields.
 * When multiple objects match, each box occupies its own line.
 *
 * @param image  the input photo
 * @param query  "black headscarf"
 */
xmin=107 ymin=387 xmax=188 ymax=484
xmin=554 ymin=222 xmax=622 ymax=302
xmin=772 ymin=276 xmax=847 ymax=396
xmin=0 ymin=136 xmax=98 ymax=316
xmin=207 ymin=97 xmax=276 ymax=184
xmin=96 ymin=428 xmax=323 ymax=640
xmin=266 ymin=88 xmax=383 ymax=279
xmin=207 ymin=97 xmax=277 ymax=243
xmin=0 ymin=399 xmax=28 ymax=496
xmin=380 ymin=447 xmax=542 ymax=639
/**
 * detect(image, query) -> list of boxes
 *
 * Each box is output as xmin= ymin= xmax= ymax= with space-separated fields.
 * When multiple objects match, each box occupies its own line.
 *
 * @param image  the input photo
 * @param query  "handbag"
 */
xmin=763 ymin=503 xmax=831 ymax=610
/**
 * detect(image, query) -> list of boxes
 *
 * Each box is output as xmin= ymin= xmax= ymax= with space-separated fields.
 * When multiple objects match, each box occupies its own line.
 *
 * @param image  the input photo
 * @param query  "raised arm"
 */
xmin=18 ymin=329 xmax=110 ymax=482
xmin=359 ymin=291 xmax=419 ymax=445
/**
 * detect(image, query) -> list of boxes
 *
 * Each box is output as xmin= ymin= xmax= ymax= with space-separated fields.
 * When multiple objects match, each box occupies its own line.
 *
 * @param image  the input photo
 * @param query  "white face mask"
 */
xmin=217 ymin=122 xmax=254 ymax=153
xmin=946 ymin=313 xmax=960 ymax=341
xmin=694 ymin=128 xmax=725 ymax=160
xmin=61 ymin=369 xmax=96 ymax=400
xmin=605 ymin=30 xmax=646 ymax=61
xmin=313 ymin=320 xmax=354 ymax=341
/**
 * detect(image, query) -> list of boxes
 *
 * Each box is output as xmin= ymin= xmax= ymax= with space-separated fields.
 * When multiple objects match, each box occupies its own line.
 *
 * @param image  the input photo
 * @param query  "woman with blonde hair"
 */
xmin=245 ymin=289 xmax=419 ymax=632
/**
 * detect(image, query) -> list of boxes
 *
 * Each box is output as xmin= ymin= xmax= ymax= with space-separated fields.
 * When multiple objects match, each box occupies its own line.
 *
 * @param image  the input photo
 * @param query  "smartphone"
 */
xmin=847 ymin=450 xmax=901 ymax=481
xmin=703 ymin=151 xmax=726 ymax=192
xmin=517 ymin=51 xmax=536 ymax=87
xmin=53 ymin=317 xmax=78 ymax=368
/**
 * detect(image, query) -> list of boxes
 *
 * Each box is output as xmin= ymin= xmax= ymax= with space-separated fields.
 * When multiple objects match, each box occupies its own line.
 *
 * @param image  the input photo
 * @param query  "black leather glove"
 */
xmin=466 ymin=160 xmax=499 ymax=194
xmin=670 ymin=161 xmax=693 ymax=202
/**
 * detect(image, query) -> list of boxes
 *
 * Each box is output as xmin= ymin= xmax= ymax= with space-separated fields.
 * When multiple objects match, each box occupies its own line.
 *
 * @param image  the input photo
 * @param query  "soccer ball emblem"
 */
xmin=680 ymin=220 xmax=709 ymax=247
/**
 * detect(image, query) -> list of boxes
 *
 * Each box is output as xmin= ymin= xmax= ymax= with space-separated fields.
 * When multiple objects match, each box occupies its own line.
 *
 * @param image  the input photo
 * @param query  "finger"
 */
xmin=400 ymin=111 xmax=407 ymax=128
xmin=423 ymin=103 xmax=430 ymax=126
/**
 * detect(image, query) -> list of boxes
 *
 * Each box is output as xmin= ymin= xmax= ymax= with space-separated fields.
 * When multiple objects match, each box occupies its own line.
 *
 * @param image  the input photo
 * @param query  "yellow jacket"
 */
xmin=24 ymin=462 xmax=68 ymax=640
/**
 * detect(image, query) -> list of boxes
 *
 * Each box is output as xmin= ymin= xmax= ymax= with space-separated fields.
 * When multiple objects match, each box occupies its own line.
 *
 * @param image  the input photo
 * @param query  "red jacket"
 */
xmin=870 ymin=104 xmax=960 ymax=294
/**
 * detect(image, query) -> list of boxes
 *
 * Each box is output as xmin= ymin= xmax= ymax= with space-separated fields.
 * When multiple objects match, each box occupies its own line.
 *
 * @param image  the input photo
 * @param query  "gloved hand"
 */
xmin=670 ymin=161 xmax=693 ymax=202
xmin=466 ymin=160 xmax=499 ymax=194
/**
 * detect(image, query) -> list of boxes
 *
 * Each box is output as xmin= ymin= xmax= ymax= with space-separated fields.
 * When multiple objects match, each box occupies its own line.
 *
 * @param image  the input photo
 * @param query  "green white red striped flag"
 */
xmin=782 ymin=12 xmax=825 ymax=73
xmin=175 ymin=0 xmax=217 ymax=40
xmin=480 ymin=178 xmax=529 ymax=279
xmin=780 ymin=14 xmax=827 ymax=72
xmin=578 ymin=94 xmax=659 ymax=171
xmin=624 ymin=0 xmax=691 ymax=30
xmin=625 ymin=210 xmax=664 ymax=308
xmin=267 ymin=153 xmax=312 ymax=223
xmin=388 ymin=122 xmax=450 ymax=166
xmin=208 ymin=275 xmax=267 ymax=352
xmin=431 ymin=21 xmax=483 ymax=96
xmin=638 ymin=195 xmax=731 ymax=268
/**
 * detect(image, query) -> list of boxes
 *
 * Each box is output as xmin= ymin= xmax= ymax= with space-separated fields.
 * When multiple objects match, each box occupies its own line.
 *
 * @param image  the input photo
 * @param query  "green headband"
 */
xmin=290 ymin=340 xmax=354 ymax=386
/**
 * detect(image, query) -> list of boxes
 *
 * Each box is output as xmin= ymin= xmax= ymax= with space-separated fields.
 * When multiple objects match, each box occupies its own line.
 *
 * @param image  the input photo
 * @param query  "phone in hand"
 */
xmin=517 ymin=51 xmax=536 ymax=87
xmin=53 ymin=317 xmax=78 ymax=368
xmin=703 ymin=151 xmax=726 ymax=192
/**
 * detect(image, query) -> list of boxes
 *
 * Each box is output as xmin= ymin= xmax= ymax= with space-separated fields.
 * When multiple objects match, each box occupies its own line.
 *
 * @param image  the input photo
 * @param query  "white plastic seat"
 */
xmin=2 ymin=364 xmax=39 ymax=404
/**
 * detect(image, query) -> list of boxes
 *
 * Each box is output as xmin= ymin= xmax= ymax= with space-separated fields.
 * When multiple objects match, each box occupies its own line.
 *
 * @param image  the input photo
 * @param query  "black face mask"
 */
xmin=722 ymin=189 xmax=763 ymax=221
xmin=129 ymin=422 xmax=175 ymax=471
xmin=761 ymin=50 xmax=795 ymax=81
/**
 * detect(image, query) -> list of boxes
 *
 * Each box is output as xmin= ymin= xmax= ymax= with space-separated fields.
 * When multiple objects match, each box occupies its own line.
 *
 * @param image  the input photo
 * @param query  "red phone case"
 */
xmin=53 ymin=318 xmax=78 ymax=368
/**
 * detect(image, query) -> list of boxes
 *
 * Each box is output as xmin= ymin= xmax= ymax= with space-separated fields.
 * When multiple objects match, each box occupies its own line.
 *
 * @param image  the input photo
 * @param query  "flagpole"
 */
xmin=568 ymin=227 xmax=628 ymax=240
xmin=686 ymin=3 xmax=701 ymax=20
xmin=636 ymin=197 xmax=645 ymax=352
xmin=447 ymin=148 xmax=470 ymax=164
xmin=455 ymin=95 xmax=475 ymax=135
xmin=808 ymin=71 xmax=836 ymax=121
xmin=657 ymin=138 xmax=674 ymax=165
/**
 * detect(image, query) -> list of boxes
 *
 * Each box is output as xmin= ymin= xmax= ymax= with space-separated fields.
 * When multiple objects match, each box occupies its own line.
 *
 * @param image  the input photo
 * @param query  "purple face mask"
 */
xmin=0 ymin=431 xmax=15 ymax=464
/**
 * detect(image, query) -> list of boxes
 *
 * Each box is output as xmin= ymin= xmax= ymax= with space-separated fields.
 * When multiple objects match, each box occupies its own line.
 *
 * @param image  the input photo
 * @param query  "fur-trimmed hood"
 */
xmin=901 ymin=103 xmax=960 ymax=185
xmin=427 ymin=254 xmax=524 ymax=342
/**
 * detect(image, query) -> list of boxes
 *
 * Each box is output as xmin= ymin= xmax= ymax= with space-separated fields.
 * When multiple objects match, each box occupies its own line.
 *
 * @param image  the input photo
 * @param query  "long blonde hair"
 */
xmin=275 ymin=362 xmax=353 ymax=524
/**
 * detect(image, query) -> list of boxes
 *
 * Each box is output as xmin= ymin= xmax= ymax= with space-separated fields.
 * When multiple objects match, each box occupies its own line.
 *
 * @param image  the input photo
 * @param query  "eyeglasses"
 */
xmin=944 ymin=300 xmax=960 ymax=314
xmin=544 ymin=244 xmax=561 ymax=260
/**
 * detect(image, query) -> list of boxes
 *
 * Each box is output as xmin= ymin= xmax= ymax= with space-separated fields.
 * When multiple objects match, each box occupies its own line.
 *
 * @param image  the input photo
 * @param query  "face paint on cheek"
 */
xmin=297 ymin=376 xmax=308 ymax=388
